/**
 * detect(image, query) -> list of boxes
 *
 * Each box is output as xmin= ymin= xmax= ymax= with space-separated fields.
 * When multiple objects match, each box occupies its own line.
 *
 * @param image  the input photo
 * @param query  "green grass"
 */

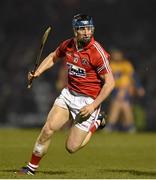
xmin=0 ymin=128 xmax=156 ymax=179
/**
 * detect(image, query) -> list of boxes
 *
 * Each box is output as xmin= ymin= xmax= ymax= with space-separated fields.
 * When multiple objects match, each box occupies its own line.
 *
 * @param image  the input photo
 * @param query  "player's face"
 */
xmin=74 ymin=26 xmax=94 ymax=44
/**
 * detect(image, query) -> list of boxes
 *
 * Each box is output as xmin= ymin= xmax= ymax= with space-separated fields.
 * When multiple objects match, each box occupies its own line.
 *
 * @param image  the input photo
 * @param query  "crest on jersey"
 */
xmin=73 ymin=53 xmax=80 ymax=63
xmin=73 ymin=57 xmax=79 ymax=63
xmin=82 ymin=58 xmax=88 ymax=65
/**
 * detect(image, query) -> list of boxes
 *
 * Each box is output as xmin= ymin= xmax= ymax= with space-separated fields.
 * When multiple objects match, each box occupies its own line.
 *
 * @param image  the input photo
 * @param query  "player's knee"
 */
xmin=65 ymin=145 xmax=77 ymax=154
xmin=65 ymin=142 xmax=80 ymax=154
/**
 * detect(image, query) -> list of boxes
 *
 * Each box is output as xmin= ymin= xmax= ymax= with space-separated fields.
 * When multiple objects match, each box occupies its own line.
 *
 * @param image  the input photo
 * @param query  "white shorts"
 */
xmin=54 ymin=88 xmax=100 ymax=132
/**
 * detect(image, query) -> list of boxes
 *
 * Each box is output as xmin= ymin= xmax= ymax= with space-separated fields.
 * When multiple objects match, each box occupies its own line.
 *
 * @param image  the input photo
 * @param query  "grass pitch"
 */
xmin=0 ymin=128 xmax=156 ymax=179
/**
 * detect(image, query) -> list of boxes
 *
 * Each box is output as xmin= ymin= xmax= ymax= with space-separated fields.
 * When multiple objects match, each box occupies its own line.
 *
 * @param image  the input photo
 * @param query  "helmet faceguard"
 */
xmin=72 ymin=14 xmax=94 ymax=46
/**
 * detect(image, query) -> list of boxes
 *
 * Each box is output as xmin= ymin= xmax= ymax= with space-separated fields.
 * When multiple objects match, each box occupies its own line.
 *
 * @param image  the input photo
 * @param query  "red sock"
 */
xmin=89 ymin=120 xmax=100 ymax=133
xmin=30 ymin=153 xmax=42 ymax=165
xmin=27 ymin=153 xmax=42 ymax=171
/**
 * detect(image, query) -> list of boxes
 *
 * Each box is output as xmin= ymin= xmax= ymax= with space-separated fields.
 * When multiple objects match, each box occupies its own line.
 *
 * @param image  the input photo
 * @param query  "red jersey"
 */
xmin=56 ymin=37 xmax=112 ymax=99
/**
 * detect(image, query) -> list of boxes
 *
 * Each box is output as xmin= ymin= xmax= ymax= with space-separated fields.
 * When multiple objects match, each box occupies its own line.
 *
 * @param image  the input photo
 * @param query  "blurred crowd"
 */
xmin=0 ymin=0 xmax=156 ymax=130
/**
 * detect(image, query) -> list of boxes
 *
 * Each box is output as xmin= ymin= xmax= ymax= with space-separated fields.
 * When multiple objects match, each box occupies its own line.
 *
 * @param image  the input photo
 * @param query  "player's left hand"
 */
xmin=79 ymin=104 xmax=95 ymax=118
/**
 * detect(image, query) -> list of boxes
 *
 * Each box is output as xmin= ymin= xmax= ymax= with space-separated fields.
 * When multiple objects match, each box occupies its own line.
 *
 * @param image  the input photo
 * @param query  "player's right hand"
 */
xmin=28 ymin=70 xmax=40 ymax=81
xmin=28 ymin=71 xmax=35 ymax=81
xmin=27 ymin=70 xmax=41 ymax=88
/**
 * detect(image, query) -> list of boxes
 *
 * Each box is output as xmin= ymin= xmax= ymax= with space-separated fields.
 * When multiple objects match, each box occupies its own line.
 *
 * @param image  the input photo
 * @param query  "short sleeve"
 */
xmin=96 ymin=55 xmax=112 ymax=75
xmin=56 ymin=39 xmax=71 ymax=58
xmin=56 ymin=43 xmax=66 ymax=58
xmin=92 ymin=42 xmax=112 ymax=76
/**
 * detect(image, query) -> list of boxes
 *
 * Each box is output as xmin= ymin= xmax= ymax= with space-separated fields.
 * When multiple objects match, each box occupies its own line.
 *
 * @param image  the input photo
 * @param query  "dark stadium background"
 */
xmin=0 ymin=0 xmax=156 ymax=130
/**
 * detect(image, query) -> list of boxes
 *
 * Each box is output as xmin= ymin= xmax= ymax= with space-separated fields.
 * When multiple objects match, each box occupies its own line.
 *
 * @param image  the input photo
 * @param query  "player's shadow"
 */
xmin=0 ymin=169 xmax=68 ymax=175
xmin=2 ymin=169 xmax=156 ymax=177
xmin=38 ymin=170 xmax=68 ymax=175
xmin=99 ymin=168 xmax=156 ymax=177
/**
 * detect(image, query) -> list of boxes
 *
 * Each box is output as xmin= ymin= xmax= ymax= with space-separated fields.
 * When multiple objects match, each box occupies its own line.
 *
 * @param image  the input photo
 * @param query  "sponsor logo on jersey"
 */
xmin=67 ymin=62 xmax=86 ymax=77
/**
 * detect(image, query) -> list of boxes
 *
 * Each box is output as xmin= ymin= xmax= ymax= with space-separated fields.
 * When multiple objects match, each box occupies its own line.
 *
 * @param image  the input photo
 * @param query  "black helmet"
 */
xmin=72 ymin=14 xmax=94 ymax=29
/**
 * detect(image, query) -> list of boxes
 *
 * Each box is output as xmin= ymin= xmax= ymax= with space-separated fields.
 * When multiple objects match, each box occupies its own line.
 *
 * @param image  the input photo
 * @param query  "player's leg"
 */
xmin=121 ymin=101 xmax=136 ymax=132
xmin=65 ymin=115 xmax=94 ymax=153
xmin=19 ymin=105 xmax=70 ymax=175
xmin=66 ymin=125 xmax=89 ymax=153
xmin=80 ymin=112 xmax=107 ymax=147
xmin=105 ymin=99 xmax=121 ymax=132
xmin=80 ymin=131 xmax=92 ymax=148
xmin=65 ymin=88 xmax=103 ymax=153
xmin=65 ymin=109 xmax=105 ymax=152
xmin=33 ymin=105 xmax=70 ymax=154
xmin=66 ymin=112 xmax=106 ymax=151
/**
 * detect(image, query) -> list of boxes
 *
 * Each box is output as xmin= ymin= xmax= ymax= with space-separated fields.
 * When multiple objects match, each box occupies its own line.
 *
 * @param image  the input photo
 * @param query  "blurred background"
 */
xmin=0 ymin=0 xmax=156 ymax=131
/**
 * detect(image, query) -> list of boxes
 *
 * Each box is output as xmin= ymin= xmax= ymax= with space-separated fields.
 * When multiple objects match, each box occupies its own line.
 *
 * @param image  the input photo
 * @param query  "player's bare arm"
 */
xmin=80 ymin=72 xmax=115 ymax=117
xmin=93 ymin=72 xmax=115 ymax=108
xmin=28 ymin=51 xmax=58 ymax=80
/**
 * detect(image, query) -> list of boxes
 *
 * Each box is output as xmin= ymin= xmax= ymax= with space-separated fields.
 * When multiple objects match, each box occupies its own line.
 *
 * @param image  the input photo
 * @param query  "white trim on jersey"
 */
xmin=93 ymin=42 xmax=111 ymax=73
